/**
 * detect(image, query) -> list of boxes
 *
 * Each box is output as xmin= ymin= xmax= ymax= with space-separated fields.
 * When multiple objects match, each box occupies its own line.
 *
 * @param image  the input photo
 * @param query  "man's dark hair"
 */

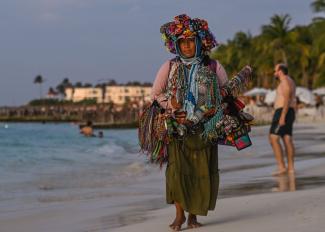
xmin=278 ymin=64 xmax=288 ymax=75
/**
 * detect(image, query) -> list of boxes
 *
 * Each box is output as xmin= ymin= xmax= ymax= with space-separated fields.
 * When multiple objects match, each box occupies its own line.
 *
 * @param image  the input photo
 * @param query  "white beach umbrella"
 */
xmin=296 ymin=87 xmax=316 ymax=106
xmin=312 ymin=87 xmax=325 ymax=96
xmin=244 ymin=88 xmax=270 ymax=97
xmin=264 ymin=90 xmax=276 ymax=105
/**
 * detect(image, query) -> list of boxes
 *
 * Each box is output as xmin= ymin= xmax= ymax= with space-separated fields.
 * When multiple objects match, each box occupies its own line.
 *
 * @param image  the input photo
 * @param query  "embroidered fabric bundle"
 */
xmin=201 ymin=66 xmax=254 ymax=150
xmin=160 ymin=14 xmax=217 ymax=54
xmin=138 ymin=101 xmax=168 ymax=166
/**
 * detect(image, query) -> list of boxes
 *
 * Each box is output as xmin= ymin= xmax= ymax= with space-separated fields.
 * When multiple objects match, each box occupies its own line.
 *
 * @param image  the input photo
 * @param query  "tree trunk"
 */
xmin=39 ymin=84 xmax=43 ymax=99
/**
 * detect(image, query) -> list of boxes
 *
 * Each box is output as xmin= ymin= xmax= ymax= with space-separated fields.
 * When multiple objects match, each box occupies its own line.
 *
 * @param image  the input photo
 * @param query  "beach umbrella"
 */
xmin=264 ymin=90 xmax=276 ymax=105
xmin=260 ymin=87 xmax=316 ymax=106
xmin=312 ymin=87 xmax=325 ymax=96
xmin=296 ymin=87 xmax=316 ymax=106
xmin=244 ymin=88 xmax=270 ymax=97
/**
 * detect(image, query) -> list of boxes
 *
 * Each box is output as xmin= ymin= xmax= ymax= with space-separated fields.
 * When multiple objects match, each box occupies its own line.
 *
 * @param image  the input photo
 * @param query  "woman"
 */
xmin=151 ymin=14 xmax=228 ymax=231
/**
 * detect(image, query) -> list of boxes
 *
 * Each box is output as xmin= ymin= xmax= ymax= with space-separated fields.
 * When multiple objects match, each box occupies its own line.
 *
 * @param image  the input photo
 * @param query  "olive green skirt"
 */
xmin=165 ymin=132 xmax=219 ymax=216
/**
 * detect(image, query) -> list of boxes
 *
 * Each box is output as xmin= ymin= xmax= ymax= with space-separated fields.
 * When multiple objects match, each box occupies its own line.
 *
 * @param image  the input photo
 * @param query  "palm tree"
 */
xmin=56 ymin=77 xmax=72 ymax=96
xmin=311 ymin=0 xmax=325 ymax=22
xmin=261 ymin=14 xmax=292 ymax=64
xmin=34 ymin=75 xmax=44 ymax=99
xmin=311 ymin=0 xmax=325 ymax=13
xmin=75 ymin=82 xmax=83 ymax=87
xmin=211 ymin=12 xmax=325 ymax=89
xmin=308 ymin=22 xmax=325 ymax=88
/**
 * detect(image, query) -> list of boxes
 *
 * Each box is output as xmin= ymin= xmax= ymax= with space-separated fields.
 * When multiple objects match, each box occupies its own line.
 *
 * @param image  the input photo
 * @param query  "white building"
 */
xmin=65 ymin=87 xmax=103 ymax=103
xmin=103 ymin=86 xmax=151 ymax=105
xmin=64 ymin=85 xmax=151 ymax=105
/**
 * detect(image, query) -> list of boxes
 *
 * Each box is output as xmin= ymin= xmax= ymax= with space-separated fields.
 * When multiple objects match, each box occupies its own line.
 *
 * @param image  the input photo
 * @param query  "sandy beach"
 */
xmin=111 ymin=155 xmax=325 ymax=232
xmin=112 ymin=122 xmax=325 ymax=232
xmin=113 ymin=124 xmax=325 ymax=232
xmin=1 ymin=122 xmax=325 ymax=232
xmin=111 ymin=187 xmax=325 ymax=232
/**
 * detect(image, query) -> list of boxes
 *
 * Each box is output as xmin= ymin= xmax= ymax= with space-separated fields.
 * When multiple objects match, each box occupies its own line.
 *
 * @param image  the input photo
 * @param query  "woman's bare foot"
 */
xmin=169 ymin=215 xmax=186 ymax=231
xmin=187 ymin=214 xmax=202 ymax=229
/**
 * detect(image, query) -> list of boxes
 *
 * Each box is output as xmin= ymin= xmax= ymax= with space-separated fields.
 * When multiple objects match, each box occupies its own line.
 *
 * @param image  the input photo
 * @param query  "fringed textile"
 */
xmin=138 ymin=101 xmax=169 ymax=166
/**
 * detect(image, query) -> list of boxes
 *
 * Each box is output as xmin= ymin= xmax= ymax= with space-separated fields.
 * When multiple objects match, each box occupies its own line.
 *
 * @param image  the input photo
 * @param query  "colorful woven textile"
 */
xmin=160 ymin=14 xmax=217 ymax=54
xmin=138 ymin=101 xmax=168 ymax=166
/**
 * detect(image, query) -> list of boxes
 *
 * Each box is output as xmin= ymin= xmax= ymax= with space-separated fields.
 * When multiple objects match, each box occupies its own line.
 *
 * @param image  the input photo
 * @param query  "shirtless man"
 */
xmin=269 ymin=64 xmax=296 ymax=175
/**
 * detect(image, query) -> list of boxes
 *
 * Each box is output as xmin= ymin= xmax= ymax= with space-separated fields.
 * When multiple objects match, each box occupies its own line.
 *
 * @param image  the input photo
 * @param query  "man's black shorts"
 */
xmin=270 ymin=108 xmax=295 ymax=137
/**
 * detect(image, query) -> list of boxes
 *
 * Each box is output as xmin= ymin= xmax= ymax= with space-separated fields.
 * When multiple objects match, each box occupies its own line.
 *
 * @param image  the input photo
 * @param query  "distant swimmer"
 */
xmin=98 ymin=131 xmax=104 ymax=138
xmin=80 ymin=121 xmax=95 ymax=137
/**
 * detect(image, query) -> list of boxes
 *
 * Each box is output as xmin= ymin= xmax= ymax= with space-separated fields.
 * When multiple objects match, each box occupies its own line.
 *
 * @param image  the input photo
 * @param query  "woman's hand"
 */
xmin=174 ymin=110 xmax=187 ymax=124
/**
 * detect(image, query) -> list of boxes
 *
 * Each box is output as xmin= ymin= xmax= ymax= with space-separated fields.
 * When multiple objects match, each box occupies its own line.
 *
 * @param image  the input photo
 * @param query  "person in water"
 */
xmin=80 ymin=121 xmax=95 ymax=137
xmin=98 ymin=131 xmax=104 ymax=138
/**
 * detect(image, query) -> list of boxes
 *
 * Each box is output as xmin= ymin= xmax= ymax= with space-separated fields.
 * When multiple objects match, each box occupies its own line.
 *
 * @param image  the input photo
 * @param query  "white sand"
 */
xmin=2 ymin=185 xmax=324 ymax=232
xmin=111 ymin=186 xmax=325 ymax=232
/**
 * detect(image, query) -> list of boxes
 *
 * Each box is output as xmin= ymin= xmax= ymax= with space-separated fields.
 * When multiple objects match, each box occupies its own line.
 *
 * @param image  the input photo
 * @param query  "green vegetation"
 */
xmin=28 ymin=99 xmax=72 ymax=106
xmin=56 ymin=78 xmax=73 ymax=96
xmin=28 ymin=98 xmax=98 ymax=106
xmin=211 ymin=1 xmax=325 ymax=89
xmin=76 ymin=98 xmax=97 ymax=105
xmin=79 ymin=121 xmax=139 ymax=129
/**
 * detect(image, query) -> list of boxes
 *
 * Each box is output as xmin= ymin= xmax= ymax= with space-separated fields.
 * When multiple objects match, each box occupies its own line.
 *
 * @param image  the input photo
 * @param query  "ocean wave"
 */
xmin=122 ymin=162 xmax=148 ymax=177
xmin=92 ymin=141 xmax=143 ymax=165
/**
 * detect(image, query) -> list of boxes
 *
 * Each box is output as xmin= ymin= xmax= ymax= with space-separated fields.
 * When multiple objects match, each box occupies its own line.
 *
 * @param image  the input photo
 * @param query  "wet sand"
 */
xmin=1 ymin=122 xmax=325 ymax=232
xmin=111 ymin=122 xmax=325 ymax=232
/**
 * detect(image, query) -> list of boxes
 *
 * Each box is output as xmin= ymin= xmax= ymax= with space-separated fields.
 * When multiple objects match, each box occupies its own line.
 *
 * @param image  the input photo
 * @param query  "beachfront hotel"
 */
xmin=65 ymin=87 xmax=103 ymax=103
xmin=64 ymin=85 xmax=152 ymax=105
xmin=103 ymin=86 xmax=151 ymax=105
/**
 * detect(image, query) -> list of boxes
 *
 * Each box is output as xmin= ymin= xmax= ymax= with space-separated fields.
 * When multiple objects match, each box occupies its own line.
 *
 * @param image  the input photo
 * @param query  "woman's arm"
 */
xmin=151 ymin=60 xmax=170 ymax=109
xmin=215 ymin=60 xmax=228 ymax=87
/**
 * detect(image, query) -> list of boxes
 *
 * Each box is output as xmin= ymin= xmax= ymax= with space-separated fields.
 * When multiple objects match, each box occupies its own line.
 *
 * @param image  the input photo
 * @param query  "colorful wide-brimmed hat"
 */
xmin=160 ymin=14 xmax=218 ymax=54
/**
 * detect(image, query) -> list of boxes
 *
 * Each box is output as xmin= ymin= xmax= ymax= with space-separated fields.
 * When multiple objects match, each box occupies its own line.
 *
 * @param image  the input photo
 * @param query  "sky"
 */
xmin=0 ymin=0 xmax=316 ymax=106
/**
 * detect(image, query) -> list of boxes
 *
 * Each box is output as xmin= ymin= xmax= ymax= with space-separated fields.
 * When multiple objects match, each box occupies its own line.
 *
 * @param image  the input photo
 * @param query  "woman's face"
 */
xmin=178 ymin=37 xmax=196 ymax=58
